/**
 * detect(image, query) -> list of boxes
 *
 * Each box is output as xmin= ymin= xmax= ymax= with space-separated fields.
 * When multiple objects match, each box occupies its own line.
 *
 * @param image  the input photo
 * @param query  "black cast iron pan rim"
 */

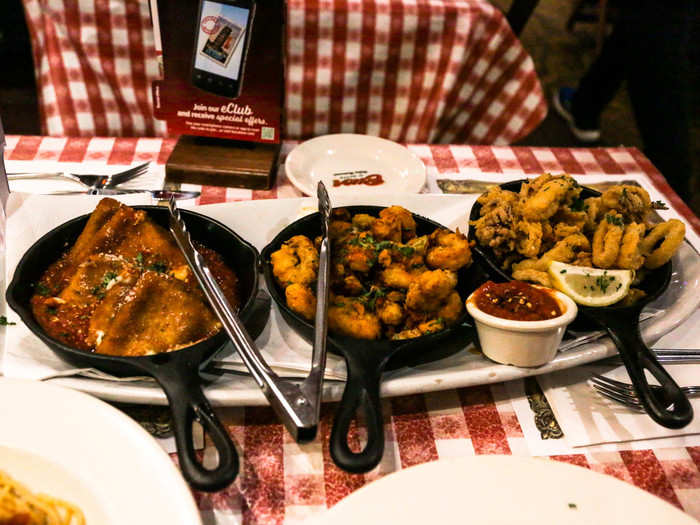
xmin=6 ymin=205 xmax=260 ymax=492
xmin=261 ymin=204 xmax=475 ymax=473
xmin=467 ymin=179 xmax=692 ymax=429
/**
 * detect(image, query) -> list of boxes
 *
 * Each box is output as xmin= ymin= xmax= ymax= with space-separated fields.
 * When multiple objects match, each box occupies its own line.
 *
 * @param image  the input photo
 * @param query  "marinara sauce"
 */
xmin=471 ymin=281 xmax=562 ymax=321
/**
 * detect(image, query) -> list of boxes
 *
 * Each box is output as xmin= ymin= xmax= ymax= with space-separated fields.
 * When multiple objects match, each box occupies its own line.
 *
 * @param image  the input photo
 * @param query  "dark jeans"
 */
xmin=571 ymin=0 xmax=694 ymax=202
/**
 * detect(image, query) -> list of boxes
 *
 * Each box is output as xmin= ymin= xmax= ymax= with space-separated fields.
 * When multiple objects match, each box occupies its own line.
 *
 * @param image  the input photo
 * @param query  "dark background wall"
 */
xmin=0 ymin=0 xmax=40 ymax=134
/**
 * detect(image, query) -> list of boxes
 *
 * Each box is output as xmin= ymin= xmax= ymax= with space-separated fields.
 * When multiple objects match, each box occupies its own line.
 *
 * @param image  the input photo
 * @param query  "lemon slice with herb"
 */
xmin=547 ymin=261 xmax=633 ymax=307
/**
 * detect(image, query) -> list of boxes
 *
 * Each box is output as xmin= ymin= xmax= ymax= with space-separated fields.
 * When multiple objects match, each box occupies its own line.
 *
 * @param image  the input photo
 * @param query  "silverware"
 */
xmin=298 ymin=181 xmax=331 ymax=424
xmin=8 ymin=162 xmax=150 ymax=190
xmin=47 ymin=188 xmax=200 ymax=200
xmin=166 ymin=197 xmax=318 ymax=442
xmin=591 ymin=374 xmax=700 ymax=411
xmin=601 ymin=349 xmax=700 ymax=365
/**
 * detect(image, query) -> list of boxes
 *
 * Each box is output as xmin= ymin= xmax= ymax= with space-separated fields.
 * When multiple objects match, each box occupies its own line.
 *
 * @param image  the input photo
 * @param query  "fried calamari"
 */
xmin=470 ymin=174 xmax=686 ymax=304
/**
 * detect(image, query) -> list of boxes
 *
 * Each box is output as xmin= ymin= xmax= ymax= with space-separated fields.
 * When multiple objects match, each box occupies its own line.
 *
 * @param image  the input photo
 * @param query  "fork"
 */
xmin=7 ymin=161 xmax=150 ymax=190
xmin=591 ymin=373 xmax=700 ymax=411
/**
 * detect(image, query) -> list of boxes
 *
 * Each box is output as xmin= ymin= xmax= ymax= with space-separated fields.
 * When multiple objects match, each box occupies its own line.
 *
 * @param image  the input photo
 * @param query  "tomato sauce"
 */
xmin=471 ymin=281 xmax=562 ymax=321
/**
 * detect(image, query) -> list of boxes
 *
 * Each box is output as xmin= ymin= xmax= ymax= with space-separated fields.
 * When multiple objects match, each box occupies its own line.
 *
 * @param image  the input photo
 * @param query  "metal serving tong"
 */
xmin=167 ymin=195 xmax=328 ymax=442
xmin=300 ymin=181 xmax=332 ymax=426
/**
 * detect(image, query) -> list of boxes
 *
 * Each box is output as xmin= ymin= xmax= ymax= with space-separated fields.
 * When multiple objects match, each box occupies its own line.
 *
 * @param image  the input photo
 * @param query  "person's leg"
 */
xmin=624 ymin=0 xmax=693 ymax=201
xmin=569 ymin=15 xmax=629 ymax=130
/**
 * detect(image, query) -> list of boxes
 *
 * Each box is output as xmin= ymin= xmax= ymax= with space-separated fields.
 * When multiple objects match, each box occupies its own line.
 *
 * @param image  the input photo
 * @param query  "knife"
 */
xmin=44 ymin=188 xmax=200 ymax=200
xmin=166 ymin=197 xmax=319 ymax=442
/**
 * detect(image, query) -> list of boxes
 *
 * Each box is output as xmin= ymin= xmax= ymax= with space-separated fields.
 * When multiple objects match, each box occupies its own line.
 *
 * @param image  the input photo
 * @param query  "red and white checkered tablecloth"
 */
xmin=4 ymin=137 xmax=700 ymax=524
xmin=21 ymin=0 xmax=546 ymax=144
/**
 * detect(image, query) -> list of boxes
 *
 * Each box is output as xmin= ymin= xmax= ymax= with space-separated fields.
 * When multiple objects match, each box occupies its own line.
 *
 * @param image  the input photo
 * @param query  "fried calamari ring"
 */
xmin=592 ymin=213 xmax=624 ymax=268
xmin=639 ymin=219 xmax=685 ymax=269
xmin=615 ymin=222 xmax=646 ymax=270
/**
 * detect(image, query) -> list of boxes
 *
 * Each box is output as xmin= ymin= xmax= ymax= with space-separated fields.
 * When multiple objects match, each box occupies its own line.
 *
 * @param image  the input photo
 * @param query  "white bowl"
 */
xmin=466 ymin=286 xmax=578 ymax=367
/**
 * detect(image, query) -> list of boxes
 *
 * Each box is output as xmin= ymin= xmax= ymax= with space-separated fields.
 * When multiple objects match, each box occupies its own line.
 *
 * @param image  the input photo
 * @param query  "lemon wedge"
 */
xmin=547 ymin=261 xmax=633 ymax=307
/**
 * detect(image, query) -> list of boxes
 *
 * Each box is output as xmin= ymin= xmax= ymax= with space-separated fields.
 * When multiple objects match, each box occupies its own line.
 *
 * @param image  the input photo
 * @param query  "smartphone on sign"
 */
xmin=190 ymin=0 xmax=255 ymax=98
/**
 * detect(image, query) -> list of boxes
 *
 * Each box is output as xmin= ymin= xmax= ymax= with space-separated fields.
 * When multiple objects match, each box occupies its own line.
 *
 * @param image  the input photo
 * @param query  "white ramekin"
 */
xmin=466 ymin=286 xmax=578 ymax=367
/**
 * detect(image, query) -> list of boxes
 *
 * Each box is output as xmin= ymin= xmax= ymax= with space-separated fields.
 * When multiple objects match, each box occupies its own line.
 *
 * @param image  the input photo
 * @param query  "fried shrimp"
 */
xmin=376 ymin=299 xmax=404 ymax=326
xmin=639 ymin=219 xmax=686 ymax=269
xmin=286 ymin=283 xmax=316 ymax=321
xmin=270 ymin=235 xmax=319 ymax=286
xmin=405 ymin=269 xmax=458 ymax=311
xmin=277 ymin=206 xmax=470 ymax=340
xmin=615 ymin=222 xmax=646 ymax=270
xmin=379 ymin=206 xmax=417 ymax=239
xmin=425 ymin=228 xmax=472 ymax=270
xmin=328 ymin=297 xmax=382 ymax=339
xmin=592 ymin=213 xmax=624 ymax=268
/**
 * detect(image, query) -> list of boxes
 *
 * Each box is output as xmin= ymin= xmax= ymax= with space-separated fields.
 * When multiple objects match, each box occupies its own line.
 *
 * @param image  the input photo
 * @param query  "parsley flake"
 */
xmin=0 ymin=316 xmax=16 ymax=326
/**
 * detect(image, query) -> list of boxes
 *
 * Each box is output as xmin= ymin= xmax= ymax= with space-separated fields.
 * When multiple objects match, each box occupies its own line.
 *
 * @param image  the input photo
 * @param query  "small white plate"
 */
xmin=0 ymin=378 xmax=201 ymax=525
xmin=313 ymin=455 xmax=697 ymax=525
xmin=285 ymin=134 xmax=426 ymax=196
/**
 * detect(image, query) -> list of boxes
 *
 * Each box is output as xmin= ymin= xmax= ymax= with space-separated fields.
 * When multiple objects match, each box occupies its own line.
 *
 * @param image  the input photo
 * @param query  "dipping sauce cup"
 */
xmin=466 ymin=281 xmax=578 ymax=367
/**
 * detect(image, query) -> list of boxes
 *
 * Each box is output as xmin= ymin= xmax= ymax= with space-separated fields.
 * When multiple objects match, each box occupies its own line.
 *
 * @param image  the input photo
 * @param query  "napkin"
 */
xmin=537 ymin=356 xmax=700 ymax=448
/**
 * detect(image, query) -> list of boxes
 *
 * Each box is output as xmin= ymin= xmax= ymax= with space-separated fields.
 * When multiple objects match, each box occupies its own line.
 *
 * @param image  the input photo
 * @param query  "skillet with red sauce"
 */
xmin=7 ymin=200 xmax=261 ymax=491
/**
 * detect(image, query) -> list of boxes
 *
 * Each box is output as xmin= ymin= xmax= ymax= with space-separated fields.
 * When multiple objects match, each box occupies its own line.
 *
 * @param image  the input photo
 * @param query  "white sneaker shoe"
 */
xmin=552 ymin=88 xmax=601 ymax=143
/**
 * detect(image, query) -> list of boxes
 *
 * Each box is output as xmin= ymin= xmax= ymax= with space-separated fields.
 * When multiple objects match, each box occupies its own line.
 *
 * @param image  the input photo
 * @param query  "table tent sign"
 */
xmin=149 ymin=0 xmax=283 ymax=189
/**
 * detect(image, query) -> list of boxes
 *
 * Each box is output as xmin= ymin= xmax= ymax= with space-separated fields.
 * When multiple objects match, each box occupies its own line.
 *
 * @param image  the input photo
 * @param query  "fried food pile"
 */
xmin=471 ymin=174 xmax=685 ymax=296
xmin=270 ymin=206 xmax=472 ymax=340
xmin=31 ymin=198 xmax=239 ymax=356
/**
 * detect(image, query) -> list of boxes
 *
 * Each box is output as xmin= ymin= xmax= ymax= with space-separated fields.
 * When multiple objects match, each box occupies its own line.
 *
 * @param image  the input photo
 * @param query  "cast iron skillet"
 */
xmin=468 ymin=180 xmax=692 ymax=429
xmin=6 ymin=206 xmax=261 ymax=492
xmin=261 ymin=205 xmax=476 ymax=473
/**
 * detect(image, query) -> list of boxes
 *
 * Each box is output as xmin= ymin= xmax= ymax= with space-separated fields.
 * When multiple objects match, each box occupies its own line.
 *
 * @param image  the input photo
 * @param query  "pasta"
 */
xmin=0 ymin=469 xmax=85 ymax=525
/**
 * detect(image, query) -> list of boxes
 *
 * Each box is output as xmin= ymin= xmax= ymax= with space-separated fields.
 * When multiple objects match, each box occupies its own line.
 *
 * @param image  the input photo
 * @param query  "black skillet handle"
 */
xmin=604 ymin=308 xmax=693 ymax=429
xmin=144 ymin=354 xmax=239 ymax=492
xmin=330 ymin=344 xmax=394 ymax=473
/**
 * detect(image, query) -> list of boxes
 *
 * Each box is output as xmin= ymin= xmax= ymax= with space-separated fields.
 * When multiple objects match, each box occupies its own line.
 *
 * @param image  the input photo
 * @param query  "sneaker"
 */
xmin=552 ymin=87 xmax=601 ymax=143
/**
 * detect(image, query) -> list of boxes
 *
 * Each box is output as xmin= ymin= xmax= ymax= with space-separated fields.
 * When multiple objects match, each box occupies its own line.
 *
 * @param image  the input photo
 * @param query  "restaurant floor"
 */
xmin=0 ymin=0 xmax=697 ymax=212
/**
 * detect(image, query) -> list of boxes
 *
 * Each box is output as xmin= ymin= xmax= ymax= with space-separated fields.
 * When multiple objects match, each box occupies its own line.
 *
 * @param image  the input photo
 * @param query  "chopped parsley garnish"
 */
xmin=134 ymin=252 xmax=144 ymax=269
xmin=102 ymin=272 xmax=118 ymax=286
xmin=35 ymin=283 xmax=50 ymax=296
xmin=362 ymin=288 xmax=386 ymax=311
xmin=375 ymin=241 xmax=394 ymax=251
xmin=397 ymin=245 xmax=415 ymax=257
xmin=46 ymin=307 xmax=58 ymax=315
xmin=595 ymin=272 xmax=613 ymax=293
xmin=147 ymin=262 xmax=168 ymax=273
xmin=652 ymin=200 xmax=668 ymax=210
xmin=605 ymin=214 xmax=623 ymax=226
xmin=570 ymin=198 xmax=587 ymax=212
xmin=568 ymin=503 xmax=578 ymax=509
xmin=0 ymin=316 xmax=16 ymax=326
xmin=91 ymin=271 xmax=119 ymax=299
xmin=560 ymin=269 xmax=567 ymax=274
